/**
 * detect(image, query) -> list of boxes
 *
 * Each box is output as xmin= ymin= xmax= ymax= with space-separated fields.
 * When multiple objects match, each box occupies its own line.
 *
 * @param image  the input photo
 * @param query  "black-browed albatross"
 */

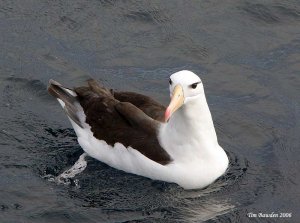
xmin=48 ymin=70 xmax=229 ymax=189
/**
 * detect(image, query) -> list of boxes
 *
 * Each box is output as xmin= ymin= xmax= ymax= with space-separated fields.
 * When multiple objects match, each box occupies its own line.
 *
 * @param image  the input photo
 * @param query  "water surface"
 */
xmin=0 ymin=1 xmax=299 ymax=222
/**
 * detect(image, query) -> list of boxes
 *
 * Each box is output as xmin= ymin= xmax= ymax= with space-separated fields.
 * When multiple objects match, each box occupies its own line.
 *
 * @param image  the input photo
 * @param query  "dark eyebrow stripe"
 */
xmin=192 ymin=81 xmax=201 ymax=85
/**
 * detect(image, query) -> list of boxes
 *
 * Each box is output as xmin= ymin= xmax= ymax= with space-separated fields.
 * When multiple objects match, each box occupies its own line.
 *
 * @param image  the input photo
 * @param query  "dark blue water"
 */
xmin=0 ymin=1 xmax=299 ymax=222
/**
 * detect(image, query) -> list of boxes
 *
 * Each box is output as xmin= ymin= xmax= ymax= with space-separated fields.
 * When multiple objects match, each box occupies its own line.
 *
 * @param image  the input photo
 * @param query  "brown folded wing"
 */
xmin=72 ymin=80 xmax=171 ymax=165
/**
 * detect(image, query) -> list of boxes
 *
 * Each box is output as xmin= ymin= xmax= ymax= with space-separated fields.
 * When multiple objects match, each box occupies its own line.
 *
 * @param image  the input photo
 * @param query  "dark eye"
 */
xmin=190 ymin=83 xmax=198 ymax=89
xmin=169 ymin=79 xmax=172 ymax=85
xmin=190 ymin=81 xmax=201 ymax=89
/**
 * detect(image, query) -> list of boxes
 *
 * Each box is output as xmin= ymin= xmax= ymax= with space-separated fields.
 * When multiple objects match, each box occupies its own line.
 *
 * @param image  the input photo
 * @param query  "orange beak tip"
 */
xmin=164 ymin=108 xmax=171 ymax=122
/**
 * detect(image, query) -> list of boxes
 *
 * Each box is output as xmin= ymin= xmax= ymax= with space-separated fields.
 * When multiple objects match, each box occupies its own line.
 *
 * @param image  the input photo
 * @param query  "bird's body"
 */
xmin=48 ymin=70 xmax=229 ymax=189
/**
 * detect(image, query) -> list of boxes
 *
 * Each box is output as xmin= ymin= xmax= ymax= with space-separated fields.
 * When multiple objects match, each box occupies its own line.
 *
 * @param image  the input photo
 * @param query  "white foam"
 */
xmin=55 ymin=153 xmax=88 ymax=185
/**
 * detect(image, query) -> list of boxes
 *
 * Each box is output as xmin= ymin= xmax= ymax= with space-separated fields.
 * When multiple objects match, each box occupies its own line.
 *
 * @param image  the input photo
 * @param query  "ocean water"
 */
xmin=0 ymin=0 xmax=299 ymax=222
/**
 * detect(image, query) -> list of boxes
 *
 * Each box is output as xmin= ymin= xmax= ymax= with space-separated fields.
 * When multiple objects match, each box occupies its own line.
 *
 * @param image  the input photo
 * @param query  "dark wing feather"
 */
xmin=48 ymin=79 xmax=83 ymax=128
xmin=113 ymin=92 xmax=166 ymax=122
xmin=115 ymin=102 xmax=160 ymax=135
xmin=73 ymin=80 xmax=171 ymax=165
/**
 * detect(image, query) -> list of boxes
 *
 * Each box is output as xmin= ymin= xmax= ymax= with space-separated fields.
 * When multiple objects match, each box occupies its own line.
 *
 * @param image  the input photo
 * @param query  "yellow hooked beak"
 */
xmin=165 ymin=84 xmax=184 ymax=122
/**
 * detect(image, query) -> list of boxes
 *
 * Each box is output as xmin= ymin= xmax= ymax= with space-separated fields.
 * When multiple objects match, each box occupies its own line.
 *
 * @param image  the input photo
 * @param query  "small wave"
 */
xmin=42 ymin=153 xmax=87 ymax=187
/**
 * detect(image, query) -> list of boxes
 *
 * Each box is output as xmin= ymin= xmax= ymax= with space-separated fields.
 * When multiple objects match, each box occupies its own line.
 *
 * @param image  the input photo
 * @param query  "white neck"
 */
xmin=158 ymin=93 xmax=224 ymax=162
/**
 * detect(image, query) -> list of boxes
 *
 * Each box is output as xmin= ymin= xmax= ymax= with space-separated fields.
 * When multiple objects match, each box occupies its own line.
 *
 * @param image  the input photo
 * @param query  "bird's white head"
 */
xmin=165 ymin=70 xmax=204 ymax=122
